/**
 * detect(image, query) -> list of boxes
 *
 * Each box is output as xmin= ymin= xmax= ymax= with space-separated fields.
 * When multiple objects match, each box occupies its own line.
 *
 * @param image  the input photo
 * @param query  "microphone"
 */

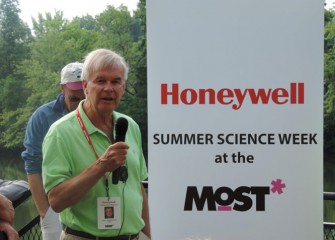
xmin=112 ymin=117 xmax=128 ymax=184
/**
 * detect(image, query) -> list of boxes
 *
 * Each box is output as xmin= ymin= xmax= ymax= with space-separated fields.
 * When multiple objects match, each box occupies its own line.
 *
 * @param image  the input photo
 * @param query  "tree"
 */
xmin=0 ymin=0 xmax=31 ymax=77
xmin=324 ymin=9 xmax=335 ymax=153
xmin=119 ymin=0 xmax=148 ymax=159
xmin=0 ymin=0 xmax=31 ymax=132
xmin=96 ymin=5 xmax=134 ymax=58
xmin=0 ymin=11 xmax=99 ymax=149
xmin=0 ymin=2 xmax=149 ymax=153
xmin=72 ymin=14 xmax=99 ymax=31
xmin=323 ymin=8 xmax=335 ymax=192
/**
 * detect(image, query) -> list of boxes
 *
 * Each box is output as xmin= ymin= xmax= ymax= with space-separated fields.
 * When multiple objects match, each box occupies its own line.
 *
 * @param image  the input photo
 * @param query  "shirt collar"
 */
xmin=77 ymin=101 xmax=124 ymax=138
xmin=53 ymin=93 xmax=68 ymax=114
xmin=77 ymin=101 xmax=102 ymax=136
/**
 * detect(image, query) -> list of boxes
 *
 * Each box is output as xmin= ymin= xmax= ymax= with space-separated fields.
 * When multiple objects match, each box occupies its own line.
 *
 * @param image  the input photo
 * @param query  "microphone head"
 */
xmin=114 ymin=117 xmax=128 ymax=142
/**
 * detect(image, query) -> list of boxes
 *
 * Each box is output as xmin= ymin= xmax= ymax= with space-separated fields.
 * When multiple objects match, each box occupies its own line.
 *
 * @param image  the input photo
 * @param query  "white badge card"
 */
xmin=97 ymin=197 xmax=121 ymax=229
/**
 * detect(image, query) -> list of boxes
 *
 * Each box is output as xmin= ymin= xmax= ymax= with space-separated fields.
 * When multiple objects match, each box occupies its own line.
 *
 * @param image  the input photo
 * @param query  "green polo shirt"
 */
xmin=42 ymin=102 xmax=148 ymax=237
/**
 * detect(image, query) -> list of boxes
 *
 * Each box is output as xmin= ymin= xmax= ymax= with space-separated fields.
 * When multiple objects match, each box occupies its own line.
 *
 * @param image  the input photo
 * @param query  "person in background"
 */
xmin=42 ymin=48 xmax=150 ymax=240
xmin=0 ymin=193 xmax=18 ymax=240
xmin=21 ymin=62 xmax=85 ymax=240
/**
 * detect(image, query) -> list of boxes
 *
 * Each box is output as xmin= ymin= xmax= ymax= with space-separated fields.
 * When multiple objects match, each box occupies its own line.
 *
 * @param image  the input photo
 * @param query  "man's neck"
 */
xmin=82 ymin=101 xmax=114 ymax=140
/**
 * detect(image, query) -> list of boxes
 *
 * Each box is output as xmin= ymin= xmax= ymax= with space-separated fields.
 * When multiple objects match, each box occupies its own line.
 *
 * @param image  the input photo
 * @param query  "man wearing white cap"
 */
xmin=21 ymin=62 xmax=85 ymax=240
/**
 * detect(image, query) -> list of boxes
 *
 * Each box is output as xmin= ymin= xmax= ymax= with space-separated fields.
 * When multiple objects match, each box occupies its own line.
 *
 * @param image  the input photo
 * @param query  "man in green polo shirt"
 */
xmin=42 ymin=49 xmax=150 ymax=240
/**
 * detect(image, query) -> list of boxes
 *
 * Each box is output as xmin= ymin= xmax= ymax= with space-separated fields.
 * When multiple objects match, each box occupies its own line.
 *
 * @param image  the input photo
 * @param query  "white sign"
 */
xmin=147 ymin=0 xmax=323 ymax=239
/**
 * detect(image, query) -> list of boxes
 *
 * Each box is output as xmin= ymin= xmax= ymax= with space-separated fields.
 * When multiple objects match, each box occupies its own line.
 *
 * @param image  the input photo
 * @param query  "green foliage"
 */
xmin=324 ymin=9 xmax=335 ymax=154
xmin=30 ymin=12 xmax=75 ymax=71
xmin=72 ymin=15 xmax=99 ymax=31
xmin=0 ymin=107 xmax=27 ymax=148
xmin=20 ymin=59 xmax=59 ymax=104
xmin=0 ymin=0 xmax=148 ymax=152
xmin=0 ymin=0 xmax=31 ymax=77
xmin=0 ymin=76 xmax=24 ymax=111
xmin=32 ymin=11 xmax=66 ymax=37
xmin=96 ymin=5 xmax=135 ymax=58
xmin=125 ymin=0 xmax=148 ymax=158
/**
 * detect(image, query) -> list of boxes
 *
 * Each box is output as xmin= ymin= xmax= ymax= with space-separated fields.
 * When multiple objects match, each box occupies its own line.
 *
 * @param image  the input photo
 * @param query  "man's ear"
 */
xmin=60 ymin=84 xmax=65 ymax=93
xmin=82 ymin=80 xmax=88 ymax=95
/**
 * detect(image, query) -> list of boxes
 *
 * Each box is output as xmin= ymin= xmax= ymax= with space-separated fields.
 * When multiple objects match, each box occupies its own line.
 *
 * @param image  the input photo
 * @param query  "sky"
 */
xmin=326 ymin=0 xmax=335 ymax=9
xmin=18 ymin=0 xmax=335 ymax=28
xmin=19 ymin=0 xmax=139 ymax=27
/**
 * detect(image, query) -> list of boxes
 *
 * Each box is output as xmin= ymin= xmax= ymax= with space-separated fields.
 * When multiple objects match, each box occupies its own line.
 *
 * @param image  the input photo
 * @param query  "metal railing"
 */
xmin=15 ymin=182 xmax=150 ymax=239
xmin=6 ymin=186 xmax=334 ymax=239
xmin=0 ymin=184 xmax=41 ymax=240
xmin=18 ymin=216 xmax=41 ymax=240
xmin=324 ymin=192 xmax=335 ymax=239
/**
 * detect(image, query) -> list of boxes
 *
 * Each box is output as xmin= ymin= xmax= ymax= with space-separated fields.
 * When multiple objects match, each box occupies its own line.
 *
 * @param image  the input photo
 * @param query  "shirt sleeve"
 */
xmin=42 ymin=125 xmax=73 ymax=194
xmin=21 ymin=110 xmax=48 ymax=174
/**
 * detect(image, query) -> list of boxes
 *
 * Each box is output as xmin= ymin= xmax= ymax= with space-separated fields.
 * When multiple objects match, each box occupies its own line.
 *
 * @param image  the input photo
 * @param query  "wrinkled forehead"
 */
xmin=88 ymin=63 xmax=126 ymax=80
xmin=90 ymin=66 xmax=125 ymax=80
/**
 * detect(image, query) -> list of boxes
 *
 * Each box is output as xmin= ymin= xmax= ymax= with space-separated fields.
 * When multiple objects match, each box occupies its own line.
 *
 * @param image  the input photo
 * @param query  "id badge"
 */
xmin=97 ymin=197 xmax=121 ymax=229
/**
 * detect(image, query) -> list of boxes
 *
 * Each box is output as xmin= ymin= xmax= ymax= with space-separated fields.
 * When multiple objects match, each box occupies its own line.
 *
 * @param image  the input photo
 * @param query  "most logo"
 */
xmin=184 ymin=179 xmax=286 ymax=212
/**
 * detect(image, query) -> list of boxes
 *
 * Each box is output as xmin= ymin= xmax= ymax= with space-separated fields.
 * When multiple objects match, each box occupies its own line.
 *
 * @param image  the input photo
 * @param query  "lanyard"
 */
xmin=75 ymin=108 xmax=110 ymax=198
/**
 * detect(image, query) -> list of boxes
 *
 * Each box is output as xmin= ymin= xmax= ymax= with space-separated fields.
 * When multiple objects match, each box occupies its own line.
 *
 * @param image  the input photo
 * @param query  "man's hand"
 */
xmin=98 ymin=142 xmax=129 ymax=172
xmin=0 ymin=220 xmax=19 ymax=240
xmin=0 ymin=194 xmax=14 ymax=224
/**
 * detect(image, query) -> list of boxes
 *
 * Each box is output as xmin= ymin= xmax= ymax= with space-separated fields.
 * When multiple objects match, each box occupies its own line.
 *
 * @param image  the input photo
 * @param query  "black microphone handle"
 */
xmin=112 ymin=117 xmax=128 ymax=184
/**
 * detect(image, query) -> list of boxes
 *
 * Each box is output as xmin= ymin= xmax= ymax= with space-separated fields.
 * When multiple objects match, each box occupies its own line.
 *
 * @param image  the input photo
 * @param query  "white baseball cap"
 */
xmin=61 ymin=62 xmax=83 ymax=90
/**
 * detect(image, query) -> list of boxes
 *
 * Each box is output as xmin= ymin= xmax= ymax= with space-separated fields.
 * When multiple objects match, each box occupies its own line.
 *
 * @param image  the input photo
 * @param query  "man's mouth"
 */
xmin=101 ymin=97 xmax=114 ymax=101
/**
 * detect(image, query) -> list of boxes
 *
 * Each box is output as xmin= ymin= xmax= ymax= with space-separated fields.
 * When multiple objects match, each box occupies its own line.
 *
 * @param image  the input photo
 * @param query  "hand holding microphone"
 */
xmin=96 ymin=117 xmax=129 ymax=183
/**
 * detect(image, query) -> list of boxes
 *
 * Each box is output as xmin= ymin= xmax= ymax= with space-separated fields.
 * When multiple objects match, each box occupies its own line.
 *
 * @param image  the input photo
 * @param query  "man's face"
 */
xmin=61 ymin=85 xmax=85 ymax=112
xmin=83 ymin=67 xmax=125 ymax=114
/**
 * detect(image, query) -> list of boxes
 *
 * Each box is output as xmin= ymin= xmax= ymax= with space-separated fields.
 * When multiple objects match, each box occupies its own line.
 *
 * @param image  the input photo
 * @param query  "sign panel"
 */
xmin=147 ymin=1 xmax=323 ymax=239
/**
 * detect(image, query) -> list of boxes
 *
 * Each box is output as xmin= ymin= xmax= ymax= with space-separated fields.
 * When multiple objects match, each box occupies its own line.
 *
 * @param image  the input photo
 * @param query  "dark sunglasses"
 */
xmin=68 ymin=96 xmax=85 ymax=102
